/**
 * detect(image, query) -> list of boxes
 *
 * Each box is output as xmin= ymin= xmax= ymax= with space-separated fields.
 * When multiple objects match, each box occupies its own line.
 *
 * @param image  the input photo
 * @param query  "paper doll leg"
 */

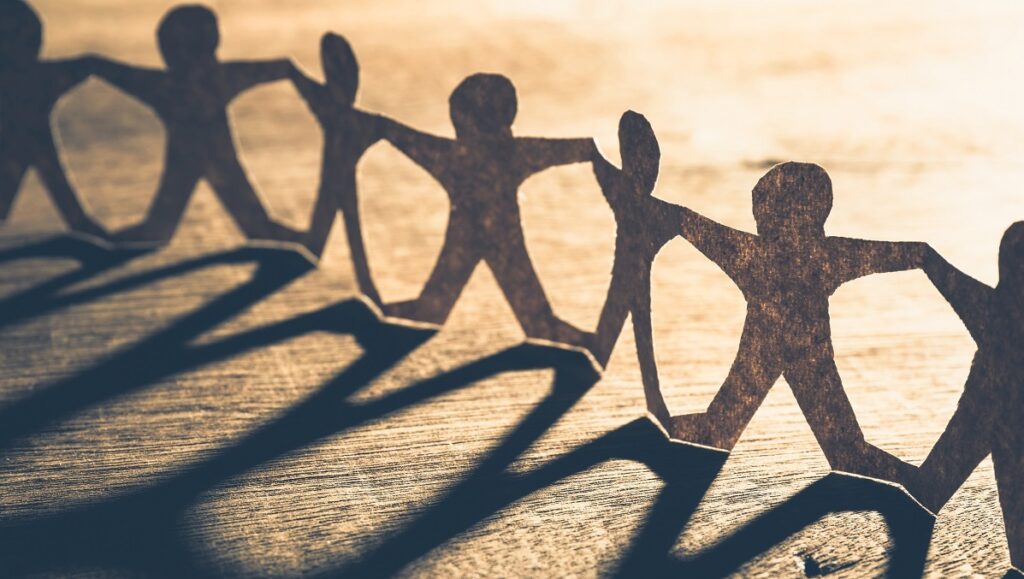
xmin=113 ymin=156 xmax=202 ymax=245
xmin=993 ymin=407 xmax=1024 ymax=569
xmin=487 ymin=227 xmax=587 ymax=347
xmin=303 ymin=182 xmax=341 ymax=258
xmin=670 ymin=328 xmax=782 ymax=450
xmin=913 ymin=365 xmax=995 ymax=513
xmin=0 ymin=155 xmax=29 ymax=222
xmin=785 ymin=355 xmax=911 ymax=484
xmin=206 ymin=156 xmax=304 ymax=243
xmin=590 ymin=264 xmax=634 ymax=366
xmin=337 ymin=186 xmax=382 ymax=307
xmin=630 ymin=280 xmax=671 ymax=428
xmin=385 ymin=220 xmax=479 ymax=325
xmin=33 ymin=138 xmax=106 ymax=238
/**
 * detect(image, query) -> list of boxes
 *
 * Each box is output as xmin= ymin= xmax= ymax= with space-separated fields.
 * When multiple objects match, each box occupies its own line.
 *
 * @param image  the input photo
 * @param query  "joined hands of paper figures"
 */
xmin=0 ymin=2 xmax=108 ymax=243
xmin=3 ymin=1 xmax=1023 ymax=572
xmin=900 ymin=224 xmax=1024 ymax=569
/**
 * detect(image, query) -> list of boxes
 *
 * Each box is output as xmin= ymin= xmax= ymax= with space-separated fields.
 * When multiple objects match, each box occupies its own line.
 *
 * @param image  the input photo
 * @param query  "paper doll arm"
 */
xmin=86 ymin=55 xmax=165 ymax=105
xmin=923 ymin=248 xmax=992 ymax=343
xmin=48 ymin=57 xmax=94 ymax=95
xmin=224 ymin=59 xmax=294 ymax=99
xmin=591 ymin=149 xmax=623 ymax=207
xmin=516 ymin=137 xmax=596 ymax=177
xmin=288 ymin=63 xmax=325 ymax=114
xmin=380 ymin=116 xmax=453 ymax=183
xmin=678 ymin=207 xmax=757 ymax=281
xmin=829 ymin=237 xmax=929 ymax=283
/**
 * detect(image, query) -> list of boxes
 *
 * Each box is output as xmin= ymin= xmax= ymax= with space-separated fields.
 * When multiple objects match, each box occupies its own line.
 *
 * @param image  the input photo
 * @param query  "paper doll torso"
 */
xmin=740 ymin=239 xmax=838 ymax=360
xmin=445 ymin=138 xmax=524 ymax=236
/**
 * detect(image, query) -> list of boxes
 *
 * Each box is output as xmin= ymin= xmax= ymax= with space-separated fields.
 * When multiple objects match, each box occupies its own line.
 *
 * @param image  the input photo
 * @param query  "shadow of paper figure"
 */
xmin=85 ymin=4 xmax=304 ymax=249
xmin=669 ymin=162 xmax=929 ymax=484
xmin=898 ymin=222 xmax=1024 ymax=573
xmin=587 ymin=110 xmax=684 ymax=430
xmin=290 ymin=33 xmax=384 ymax=302
xmin=379 ymin=73 xmax=595 ymax=346
xmin=0 ymin=1 xmax=107 ymax=242
xmin=671 ymin=473 xmax=935 ymax=579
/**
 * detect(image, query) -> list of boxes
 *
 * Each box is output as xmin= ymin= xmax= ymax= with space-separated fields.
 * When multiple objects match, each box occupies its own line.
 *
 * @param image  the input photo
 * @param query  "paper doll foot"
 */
xmin=900 ymin=469 xmax=946 ymax=515
xmin=668 ymin=413 xmax=730 ymax=452
xmin=381 ymin=300 xmax=444 ymax=331
xmin=110 ymin=226 xmax=172 ymax=249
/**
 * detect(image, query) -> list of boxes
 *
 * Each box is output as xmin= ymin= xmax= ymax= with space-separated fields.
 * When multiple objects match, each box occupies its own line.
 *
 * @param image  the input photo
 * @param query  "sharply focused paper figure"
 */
xmin=379 ymin=73 xmax=595 ymax=345
xmin=86 ymin=4 xmax=304 ymax=247
xmin=0 ymin=1 xmax=107 ymax=241
xmin=670 ymin=162 xmax=929 ymax=482
xmin=290 ymin=33 xmax=384 ymax=303
xmin=901 ymin=223 xmax=1024 ymax=572
xmin=587 ymin=111 xmax=682 ymax=429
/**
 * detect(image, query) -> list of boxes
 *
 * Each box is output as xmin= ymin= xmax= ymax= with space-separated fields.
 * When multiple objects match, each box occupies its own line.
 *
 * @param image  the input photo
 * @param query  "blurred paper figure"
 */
xmin=0 ymin=1 xmax=107 ymax=242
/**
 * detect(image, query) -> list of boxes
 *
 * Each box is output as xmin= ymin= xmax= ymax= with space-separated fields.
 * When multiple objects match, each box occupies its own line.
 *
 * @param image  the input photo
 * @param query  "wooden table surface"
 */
xmin=1 ymin=1 xmax=1021 ymax=576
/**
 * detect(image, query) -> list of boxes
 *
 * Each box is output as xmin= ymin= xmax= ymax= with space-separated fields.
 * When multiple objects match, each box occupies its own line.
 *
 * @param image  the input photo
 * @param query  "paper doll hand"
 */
xmin=923 ymin=246 xmax=992 ymax=344
xmin=516 ymin=137 xmax=596 ymax=177
xmin=380 ymin=116 xmax=453 ymax=183
xmin=87 ymin=55 xmax=164 ymax=106
xmin=224 ymin=58 xmax=293 ymax=99
xmin=679 ymin=207 xmax=756 ymax=284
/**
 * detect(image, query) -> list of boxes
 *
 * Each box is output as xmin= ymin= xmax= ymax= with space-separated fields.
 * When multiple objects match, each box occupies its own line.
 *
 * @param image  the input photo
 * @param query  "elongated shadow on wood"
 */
xmin=0 ymin=340 xmax=607 ymax=577
xmin=664 ymin=473 xmax=934 ymax=579
xmin=0 ymin=239 xmax=309 ymax=333
xmin=324 ymin=396 xmax=727 ymax=576
xmin=0 ymin=235 xmax=152 ymax=328
xmin=0 ymin=244 xmax=316 ymax=454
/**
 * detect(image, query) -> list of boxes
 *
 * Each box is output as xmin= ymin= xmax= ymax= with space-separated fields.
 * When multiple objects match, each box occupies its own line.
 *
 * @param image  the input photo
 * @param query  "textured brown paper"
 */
xmin=0 ymin=1 xmax=107 ymax=241
xmin=902 ymin=223 xmax=1024 ymax=570
xmin=669 ymin=162 xmax=929 ymax=486
xmin=290 ymin=32 xmax=384 ymax=302
xmin=86 ymin=5 xmax=304 ymax=247
xmin=378 ymin=73 xmax=595 ymax=345
xmin=587 ymin=110 xmax=683 ymax=429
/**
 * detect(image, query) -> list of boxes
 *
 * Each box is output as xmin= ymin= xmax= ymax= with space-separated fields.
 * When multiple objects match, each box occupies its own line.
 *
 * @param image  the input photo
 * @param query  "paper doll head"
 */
xmin=449 ymin=73 xmax=517 ymax=138
xmin=158 ymin=4 xmax=220 ymax=71
xmin=0 ymin=1 xmax=43 ymax=64
xmin=998 ymin=221 xmax=1024 ymax=292
xmin=320 ymin=32 xmax=359 ymax=106
xmin=618 ymin=110 xmax=660 ymax=194
xmin=752 ymin=162 xmax=833 ymax=239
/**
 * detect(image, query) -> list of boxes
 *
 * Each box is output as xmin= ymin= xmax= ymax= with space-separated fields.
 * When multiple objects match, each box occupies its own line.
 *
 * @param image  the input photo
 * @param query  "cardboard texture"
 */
xmin=379 ymin=73 xmax=594 ymax=345
xmin=0 ymin=1 xmax=107 ymax=240
xmin=86 ymin=5 xmax=304 ymax=247
xmin=290 ymin=33 xmax=384 ymax=303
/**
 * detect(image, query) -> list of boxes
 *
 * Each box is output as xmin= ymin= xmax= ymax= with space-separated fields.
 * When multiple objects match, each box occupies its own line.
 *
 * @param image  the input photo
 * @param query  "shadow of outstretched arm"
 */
xmin=670 ymin=472 xmax=935 ymax=579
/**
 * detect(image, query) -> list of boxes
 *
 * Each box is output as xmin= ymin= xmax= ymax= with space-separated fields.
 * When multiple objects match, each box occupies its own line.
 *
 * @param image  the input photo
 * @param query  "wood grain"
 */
xmin=1 ymin=1 xmax=1020 ymax=576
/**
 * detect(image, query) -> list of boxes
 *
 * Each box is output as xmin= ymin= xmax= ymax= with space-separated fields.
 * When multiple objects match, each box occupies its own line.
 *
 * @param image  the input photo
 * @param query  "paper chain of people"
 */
xmin=2 ymin=2 xmax=1021 ymax=571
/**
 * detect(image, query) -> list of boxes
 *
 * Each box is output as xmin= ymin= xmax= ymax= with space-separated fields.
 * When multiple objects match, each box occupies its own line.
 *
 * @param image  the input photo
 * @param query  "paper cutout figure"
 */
xmin=586 ymin=111 xmax=682 ymax=429
xmin=378 ymin=73 xmax=595 ymax=345
xmin=290 ymin=33 xmax=384 ymax=303
xmin=85 ymin=4 xmax=304 ymax=247
xmin=669 ymin=162 xmax=929 ymax=483
xmin=0 ymin=1 xmax=107 ymax=242
xmin=901 ymin=223 xmax=1024 ymax=572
